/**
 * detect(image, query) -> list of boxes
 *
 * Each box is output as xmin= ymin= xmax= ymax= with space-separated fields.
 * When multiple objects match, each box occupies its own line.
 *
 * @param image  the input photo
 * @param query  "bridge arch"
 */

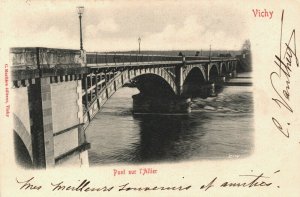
xmin=13 ymin=113 xmax=33 ymax=165
xmin=134 ymin=73 xmax=176 ymax=97
xmin=104 ymin=67 xmax=177 ymax=97
xmin=229 ymin=61 xmax=236 ymax=71
xmin=182 ymin=64 xmax=207 ymax=83
xmin=208 ymin=63 xmax=219 ymax=81
xmin=220 ymin=63 xmax=227 ymax=76
xmin=182 ymin=66 xmax=206 ymax=97
xmin=83 ymin=67 xmax=177 ymax=126
xmin=14 ymin=130 xmax=33 ymax=168
xmin=228 ymin=61 xmax=233 ymax=71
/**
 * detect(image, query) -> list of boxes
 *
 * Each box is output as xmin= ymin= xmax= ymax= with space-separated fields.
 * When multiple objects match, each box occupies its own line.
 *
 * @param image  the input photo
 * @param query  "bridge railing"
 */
xmin=86 ymin=52 xmax=184 ymax=65
xmin=86 ymin=52 xmax=234 ymax=65
xmin=185 ymin=56 xmax=224 ymax=61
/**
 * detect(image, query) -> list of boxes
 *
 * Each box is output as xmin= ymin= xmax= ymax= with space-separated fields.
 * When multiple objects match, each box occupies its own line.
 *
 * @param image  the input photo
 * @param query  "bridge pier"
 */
xmin=207 ymin=83 xmax=217 ymax=97
xmin=28 ymin=77 xmax=55 ymax=168
xmin=132 ymin=94 xmax=191 ymax=113
xmin=175 ymin=56 xmax=184 ymax=95
xmin=232 ymin=70 xmax=237 ymax=77
xmin=11 ymin=48 xmax=90 ymax=168
xmin=219 ymin=76 xmax=226 ymax=82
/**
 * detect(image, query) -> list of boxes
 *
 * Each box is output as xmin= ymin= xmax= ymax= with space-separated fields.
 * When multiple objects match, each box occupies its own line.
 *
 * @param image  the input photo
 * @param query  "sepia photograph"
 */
xmin=10 ymin=1 xmax=253 ymax=168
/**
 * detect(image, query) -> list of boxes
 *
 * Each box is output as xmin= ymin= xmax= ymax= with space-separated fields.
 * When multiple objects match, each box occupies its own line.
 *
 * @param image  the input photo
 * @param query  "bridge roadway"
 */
xmin=10 ymin=48 xmax=238 ymax=168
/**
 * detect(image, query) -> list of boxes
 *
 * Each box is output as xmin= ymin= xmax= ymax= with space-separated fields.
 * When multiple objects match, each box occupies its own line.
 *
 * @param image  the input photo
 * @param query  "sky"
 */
xmin=3 ymin=0 xmax=250 ymax=52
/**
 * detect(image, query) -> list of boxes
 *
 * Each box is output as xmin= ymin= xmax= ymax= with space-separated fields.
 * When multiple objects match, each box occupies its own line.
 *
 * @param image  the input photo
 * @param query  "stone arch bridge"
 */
xmin=10 ymin=48 xmax=238 ymax=168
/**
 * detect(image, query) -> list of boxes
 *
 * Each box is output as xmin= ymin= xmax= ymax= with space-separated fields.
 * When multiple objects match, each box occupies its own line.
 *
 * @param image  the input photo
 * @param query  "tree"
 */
xmin=241 ymin=40 xmax=251 ymax=52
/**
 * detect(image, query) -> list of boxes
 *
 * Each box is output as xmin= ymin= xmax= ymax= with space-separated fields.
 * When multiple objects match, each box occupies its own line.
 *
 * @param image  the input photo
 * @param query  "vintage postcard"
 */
xmin=0 ymin=0 xmax=299 ymax=196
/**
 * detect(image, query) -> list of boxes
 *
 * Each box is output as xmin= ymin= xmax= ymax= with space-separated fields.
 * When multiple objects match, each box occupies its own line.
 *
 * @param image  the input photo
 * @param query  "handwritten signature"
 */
xmin=270 ymin=10 xmax=299 ymax=138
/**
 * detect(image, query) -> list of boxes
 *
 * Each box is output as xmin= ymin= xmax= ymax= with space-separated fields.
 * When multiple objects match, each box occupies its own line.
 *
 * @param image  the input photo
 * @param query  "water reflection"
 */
xmin=86 ymin=76 xmax=253 ymax=165
xmin=130 ymin=114 xmax=206 ymax=162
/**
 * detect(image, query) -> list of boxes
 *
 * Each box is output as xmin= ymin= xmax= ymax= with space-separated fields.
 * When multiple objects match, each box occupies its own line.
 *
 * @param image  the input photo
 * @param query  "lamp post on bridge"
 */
xmin=138 ymin=37 xmax=141 ymax=54
xmin=77 ymin=6 xmax=84 ymax=50
xmin=209 ymin=44 xmax=211 ymax=63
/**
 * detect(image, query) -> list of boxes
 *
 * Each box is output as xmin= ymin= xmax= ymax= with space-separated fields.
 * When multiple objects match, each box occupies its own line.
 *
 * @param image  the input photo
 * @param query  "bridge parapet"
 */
xmin=86 ymin=52 xmax=183 ymax=65
xmin=11 ymin=47 xmax=86 ymax=69
xmin=10 ymin=47 xmax=88 ymax=83
xmin=86 ymin=52 xmax=236 ymax=67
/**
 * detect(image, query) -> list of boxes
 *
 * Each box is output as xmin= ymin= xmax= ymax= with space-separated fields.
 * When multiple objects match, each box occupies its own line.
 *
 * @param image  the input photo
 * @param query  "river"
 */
xmin=86 ymin=72 xmax=254 ymax=165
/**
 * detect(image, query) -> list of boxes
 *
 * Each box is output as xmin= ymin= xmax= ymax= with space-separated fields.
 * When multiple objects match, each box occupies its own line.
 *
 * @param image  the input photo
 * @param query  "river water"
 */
xmin=86 ymin=73 xmax=254 ymax=165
